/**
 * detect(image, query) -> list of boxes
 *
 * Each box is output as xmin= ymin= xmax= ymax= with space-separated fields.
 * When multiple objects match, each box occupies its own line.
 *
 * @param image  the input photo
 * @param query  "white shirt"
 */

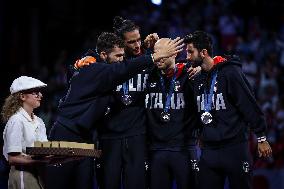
xmin=3 ymin=107 xmax=48 ymax=161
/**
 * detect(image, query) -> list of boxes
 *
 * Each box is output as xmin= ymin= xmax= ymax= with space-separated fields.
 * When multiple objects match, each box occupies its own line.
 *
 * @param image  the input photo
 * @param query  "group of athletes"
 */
xmin=2 ymin=15 xmax=272 ymax=189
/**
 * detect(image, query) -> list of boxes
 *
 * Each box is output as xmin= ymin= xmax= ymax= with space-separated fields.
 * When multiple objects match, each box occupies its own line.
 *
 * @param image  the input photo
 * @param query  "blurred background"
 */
xmin=0 ymin=0 xmax=284 ymax=188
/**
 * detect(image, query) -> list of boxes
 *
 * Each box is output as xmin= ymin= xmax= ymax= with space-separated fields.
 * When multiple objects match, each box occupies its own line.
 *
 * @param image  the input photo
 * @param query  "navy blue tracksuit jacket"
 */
xmin=56 ymin=55 xmax=153 ymax=137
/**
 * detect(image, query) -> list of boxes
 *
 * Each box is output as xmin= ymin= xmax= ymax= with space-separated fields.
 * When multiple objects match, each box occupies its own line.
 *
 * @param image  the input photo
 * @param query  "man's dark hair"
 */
xmin=184 ymin=31 xmax=213 ymax=56
xmin=96 ymin=32 xmax=124 ymax=54
xmin=113 ymin=16 xmax=140 ymax=39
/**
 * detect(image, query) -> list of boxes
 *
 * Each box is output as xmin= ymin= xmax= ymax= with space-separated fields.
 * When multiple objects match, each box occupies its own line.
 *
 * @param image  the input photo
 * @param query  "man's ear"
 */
xmin=200 ymin=49 xmax=208 ymax=58
xmin=99 ymin=51 xmax=108 ymax=61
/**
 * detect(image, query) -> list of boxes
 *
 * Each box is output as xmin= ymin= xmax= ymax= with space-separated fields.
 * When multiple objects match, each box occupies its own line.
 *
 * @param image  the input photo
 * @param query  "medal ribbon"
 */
xmin=159 ymin=67 xmax=177 ymax=113
xmin=204 ymin=71 xmax=217 ymax=112
xmin=122 ymin=81 xmax=129 ymax=96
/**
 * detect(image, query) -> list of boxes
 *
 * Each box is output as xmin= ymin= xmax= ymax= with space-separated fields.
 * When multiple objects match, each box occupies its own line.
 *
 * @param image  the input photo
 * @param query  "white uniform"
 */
xmin=3 ymin=107 xmax=48 ymax=160
xmin=3 ymin=107 xmax=48 ymax=189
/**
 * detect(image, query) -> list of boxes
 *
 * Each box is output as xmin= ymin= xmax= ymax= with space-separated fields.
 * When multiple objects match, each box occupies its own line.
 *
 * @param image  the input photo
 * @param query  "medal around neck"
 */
xmin=160 ymin=111 xmax=171 ymax=122
xmin=202 ymin=71 xmax=217 ymax=125
xmin=159 ymin=67 xmax=177 ymax=123
xmin=201 ymin=112 xmax=212 ymax=125
xmin=121 ymin=94 xmax=132 ymax=105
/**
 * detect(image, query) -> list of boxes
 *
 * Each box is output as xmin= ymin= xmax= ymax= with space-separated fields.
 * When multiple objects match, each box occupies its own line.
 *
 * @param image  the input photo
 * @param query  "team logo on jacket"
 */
xmin=150 ymin=82 xmax=157 ymax=88
xmin=190 ymin=159 xmax=200 ymax=172
xmin=174 ymin=81 xmax=181 ymax=91
xmin=198 ymin=81 xmax=218 ymax=91
xmin=145 ymin=161 xmax=149 ymax=170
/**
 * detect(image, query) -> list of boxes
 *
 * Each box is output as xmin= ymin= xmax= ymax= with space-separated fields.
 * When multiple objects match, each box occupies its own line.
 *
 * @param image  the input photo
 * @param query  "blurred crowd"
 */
xmin=0 ymin=0 xmax=284 ymax=188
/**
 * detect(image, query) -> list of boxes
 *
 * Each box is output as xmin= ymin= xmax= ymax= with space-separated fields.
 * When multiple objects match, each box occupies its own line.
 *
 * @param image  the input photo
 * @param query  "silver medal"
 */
xmin=201 ymin=112 xmax=213 ymax=125
xmin=121 ymin=95 xmax=132 ymax=105
xmin=160 ymin=111 xmax=171 ymax=122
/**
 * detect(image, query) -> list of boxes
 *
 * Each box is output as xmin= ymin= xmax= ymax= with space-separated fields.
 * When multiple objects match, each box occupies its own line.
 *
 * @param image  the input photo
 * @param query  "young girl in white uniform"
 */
xmin=2 ymin=76 xmax=48 ymax=189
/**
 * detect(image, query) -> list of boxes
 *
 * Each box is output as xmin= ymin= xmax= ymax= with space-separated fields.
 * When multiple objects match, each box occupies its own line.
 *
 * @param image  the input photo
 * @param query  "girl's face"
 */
xmin=21 ymin=90 xmax=43 ymax=109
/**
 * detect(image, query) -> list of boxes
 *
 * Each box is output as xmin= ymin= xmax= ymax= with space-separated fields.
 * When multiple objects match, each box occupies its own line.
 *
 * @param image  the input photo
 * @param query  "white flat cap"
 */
xmin=10 ymin=76 xmax=47 ymax=94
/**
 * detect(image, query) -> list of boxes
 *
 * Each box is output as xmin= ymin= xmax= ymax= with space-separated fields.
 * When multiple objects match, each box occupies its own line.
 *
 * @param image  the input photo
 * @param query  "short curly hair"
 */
xmin=1 ymin=93 xmax=22 ymax=122
xmin=184 ymin=31 xmax=213 ymax=56
xmin=96 ymin=32 xmax=125 ymax=54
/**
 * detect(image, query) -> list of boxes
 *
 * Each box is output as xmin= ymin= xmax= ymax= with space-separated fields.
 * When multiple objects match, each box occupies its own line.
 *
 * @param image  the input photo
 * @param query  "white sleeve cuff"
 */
xmin=7 ymin=146 xmax=22 ymax=153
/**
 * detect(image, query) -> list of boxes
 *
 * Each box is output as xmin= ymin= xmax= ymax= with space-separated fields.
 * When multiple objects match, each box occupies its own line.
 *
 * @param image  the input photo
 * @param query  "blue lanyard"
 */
xmin=122 ymin=54 xmax=134 ymax=96
xmin=122 ymin=82 xmax=129 ymax=95
xmin=159 ymin=67 xmax=177 ymax=113
xmin=204 ymin=71 xmax=217 ymax=112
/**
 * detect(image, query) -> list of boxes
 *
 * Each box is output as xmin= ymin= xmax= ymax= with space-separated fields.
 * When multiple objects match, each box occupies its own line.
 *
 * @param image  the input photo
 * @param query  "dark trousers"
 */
xmin=149 ymin=148 xmax=198 ymax=189
xmin=98 ymin=134 xmax=147 ymax=189
xmin=199 ymin=142 xmax=252 ymax=189
xmin=44 ymin=122 xmax=95 ymax=189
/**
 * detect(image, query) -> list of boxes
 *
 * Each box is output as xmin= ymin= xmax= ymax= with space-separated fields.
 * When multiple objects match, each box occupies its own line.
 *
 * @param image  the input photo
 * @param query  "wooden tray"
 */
xmin=26 ymin=147 xmax=101 ymax=157
xmin=26 ymin=141 xmax=101 ymax=158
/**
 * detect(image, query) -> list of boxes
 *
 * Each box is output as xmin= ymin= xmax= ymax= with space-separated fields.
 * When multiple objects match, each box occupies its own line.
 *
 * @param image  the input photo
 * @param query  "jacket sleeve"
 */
xmin=68 ymin=55 xmax=153 ymax=100
xmin=225 ymin=65 xmax=267 ymax=138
